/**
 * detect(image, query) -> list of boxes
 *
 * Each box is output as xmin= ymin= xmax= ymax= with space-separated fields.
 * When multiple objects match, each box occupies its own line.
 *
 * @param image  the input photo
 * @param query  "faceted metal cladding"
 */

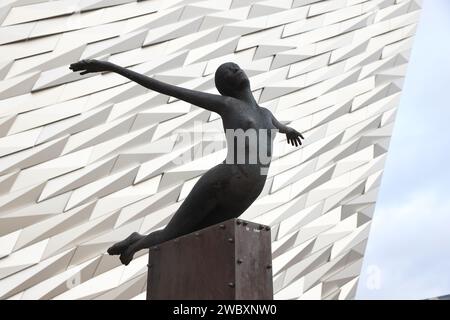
xmin=0 ymin=0 xmax=422 ymax=300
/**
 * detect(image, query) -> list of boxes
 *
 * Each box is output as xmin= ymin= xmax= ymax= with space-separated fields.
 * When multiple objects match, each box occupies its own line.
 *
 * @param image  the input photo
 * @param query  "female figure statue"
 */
xmin=69 ymin=59 xmax=304 ymax=265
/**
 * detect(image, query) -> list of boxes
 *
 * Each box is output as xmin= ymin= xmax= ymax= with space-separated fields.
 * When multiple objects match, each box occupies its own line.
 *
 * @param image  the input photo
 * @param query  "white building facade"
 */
xmin=0 ymin=0 xmax=422 ymax=299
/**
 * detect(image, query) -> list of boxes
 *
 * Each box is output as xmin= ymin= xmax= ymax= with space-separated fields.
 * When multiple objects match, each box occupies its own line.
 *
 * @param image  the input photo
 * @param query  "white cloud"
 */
xmin=357 ymin=189 xmax=450 ymax=299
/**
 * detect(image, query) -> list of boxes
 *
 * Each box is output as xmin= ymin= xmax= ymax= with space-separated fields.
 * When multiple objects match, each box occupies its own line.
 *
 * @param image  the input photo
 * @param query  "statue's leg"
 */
xmin=119 ymin=201 xmax=217 ymax=265
xmin=118 ymin=230 xmax=165 ymax=265
xmin=117 ymin=164 xmax=228 ymax=265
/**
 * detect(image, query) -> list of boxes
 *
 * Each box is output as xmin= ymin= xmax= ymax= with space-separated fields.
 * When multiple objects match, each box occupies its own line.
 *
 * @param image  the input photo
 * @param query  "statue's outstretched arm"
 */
xmin=263 ymin=108 xmax=305 ymax=147
xmin=70 ymin=59 xmax=228 ymax=114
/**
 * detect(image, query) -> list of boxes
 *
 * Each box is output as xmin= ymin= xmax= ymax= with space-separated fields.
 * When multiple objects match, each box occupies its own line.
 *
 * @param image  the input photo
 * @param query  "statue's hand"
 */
xmin=285 ymin=127 xmax=304 ymax=147
xmin=69 ymin=59 xmax=113 ymax=75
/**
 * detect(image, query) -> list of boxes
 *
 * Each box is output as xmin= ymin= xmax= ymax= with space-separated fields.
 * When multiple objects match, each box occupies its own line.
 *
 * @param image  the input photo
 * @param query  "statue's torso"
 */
xmin=213 ymin=102 xmax=276 ymax=203
xmin=221 ymin=102 xmax=276 ymax=167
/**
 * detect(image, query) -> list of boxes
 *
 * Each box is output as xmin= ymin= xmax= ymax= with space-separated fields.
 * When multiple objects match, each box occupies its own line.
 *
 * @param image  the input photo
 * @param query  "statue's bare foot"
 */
xmin=107 ymin=232 xmax=141 ymax=256
xmin=120 ymin=247 xmax=135 ymax=266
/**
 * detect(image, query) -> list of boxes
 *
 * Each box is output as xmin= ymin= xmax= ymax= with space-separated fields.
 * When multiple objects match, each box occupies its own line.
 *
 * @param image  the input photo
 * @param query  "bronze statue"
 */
xmin=69 ymin=59 xmax=304 ymax=265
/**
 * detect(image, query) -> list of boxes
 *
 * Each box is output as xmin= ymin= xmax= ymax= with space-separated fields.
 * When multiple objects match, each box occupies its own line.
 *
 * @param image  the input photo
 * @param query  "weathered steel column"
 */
xmin=146 ymin=218 xmax=273 ymax=300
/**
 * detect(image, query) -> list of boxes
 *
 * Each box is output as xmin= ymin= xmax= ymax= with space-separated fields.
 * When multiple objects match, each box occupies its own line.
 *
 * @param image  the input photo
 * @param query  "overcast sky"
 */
xmin=356 ymin=0 xmax=450 ymax=299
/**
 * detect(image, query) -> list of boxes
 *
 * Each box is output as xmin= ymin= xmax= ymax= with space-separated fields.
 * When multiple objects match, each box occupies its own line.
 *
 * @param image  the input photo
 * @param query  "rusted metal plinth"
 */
xmin=146 ymin=218 xmax=273 ymax=300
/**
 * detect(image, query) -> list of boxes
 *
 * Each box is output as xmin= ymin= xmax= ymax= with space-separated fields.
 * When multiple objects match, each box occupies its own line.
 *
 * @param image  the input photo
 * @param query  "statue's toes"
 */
xmin=120 ymin=249 xmax=134 ymax=266
xmin=107 ymin=244 xmax=123 ymax=255
xmin=107 ymin=233 xmax=141 ymax=256
xmin=108 ymin=240 xmax=131 ymax=255
xmin=70 ymin=64 xmax=83 ymax=72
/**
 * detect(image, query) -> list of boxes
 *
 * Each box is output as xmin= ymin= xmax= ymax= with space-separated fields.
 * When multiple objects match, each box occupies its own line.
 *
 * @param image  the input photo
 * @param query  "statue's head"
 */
xmin=214 ymin=62 xmax=250 ymax=97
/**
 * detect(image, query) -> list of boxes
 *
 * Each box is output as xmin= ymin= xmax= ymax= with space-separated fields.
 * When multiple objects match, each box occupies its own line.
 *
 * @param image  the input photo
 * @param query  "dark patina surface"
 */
xmin=70 ymin=59 xmax=304 ymax=265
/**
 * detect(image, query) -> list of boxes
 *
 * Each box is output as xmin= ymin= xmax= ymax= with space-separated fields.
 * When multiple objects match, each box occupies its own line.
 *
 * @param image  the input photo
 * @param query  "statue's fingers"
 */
xmin=80 ymin=70 xmax=89 ymax=75
xmin=294 ymin=138 xmax=298 ymax=147
xmin=299 ymin=132 xmax=304 ymax=139
xmin=296 ymin=137 xmax=302 ymax=146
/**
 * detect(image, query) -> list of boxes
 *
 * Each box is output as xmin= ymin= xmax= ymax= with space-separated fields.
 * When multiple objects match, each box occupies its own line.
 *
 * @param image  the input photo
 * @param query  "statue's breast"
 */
xmin=243 ymin=117 xmax=257 ymax=129
xmin=221 ymin=105 xmax=275 ymax=135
